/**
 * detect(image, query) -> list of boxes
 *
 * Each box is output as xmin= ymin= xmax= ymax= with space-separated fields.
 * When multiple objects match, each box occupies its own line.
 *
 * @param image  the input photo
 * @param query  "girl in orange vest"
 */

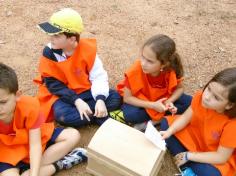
xmin=160 ymin=68 xmax=236 ymax=176
xmin=0 ymin=63 xmax=87 ymax=176
xmin=116 ymin=34 xmax=191 ymax=130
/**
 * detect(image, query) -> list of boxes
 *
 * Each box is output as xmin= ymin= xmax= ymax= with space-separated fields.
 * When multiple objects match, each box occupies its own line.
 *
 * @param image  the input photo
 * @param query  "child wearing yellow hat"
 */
xmin=35 ymin=8 xmax=121 ymax=127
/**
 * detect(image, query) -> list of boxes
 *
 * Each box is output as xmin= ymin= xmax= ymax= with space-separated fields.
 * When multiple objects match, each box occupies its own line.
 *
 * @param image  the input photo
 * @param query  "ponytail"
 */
xmin=225 ymin=83 xmax=236 ymax=118
xmin=169 ymin=53 xmax=184 ymax=78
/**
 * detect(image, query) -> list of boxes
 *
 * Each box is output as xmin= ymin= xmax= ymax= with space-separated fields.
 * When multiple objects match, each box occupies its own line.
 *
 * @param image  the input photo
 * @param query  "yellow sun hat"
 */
xmin=38 ymin=8 xmax=84 ymax=35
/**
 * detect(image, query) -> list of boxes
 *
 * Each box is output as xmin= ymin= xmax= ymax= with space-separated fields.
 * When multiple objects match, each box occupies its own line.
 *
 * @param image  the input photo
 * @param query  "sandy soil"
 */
xmin=0 ymin=0 xmax=235 ymax=175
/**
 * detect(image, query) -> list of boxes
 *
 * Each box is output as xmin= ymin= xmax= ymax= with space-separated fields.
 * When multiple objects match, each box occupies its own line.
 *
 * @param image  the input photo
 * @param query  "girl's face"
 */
xmin=202 ymin=82 xmax=232 ymax=113
xmin=50 ymin=33 xmax=73 ymax=50
xmin=140 ymin=45 xmax=165 ymax=76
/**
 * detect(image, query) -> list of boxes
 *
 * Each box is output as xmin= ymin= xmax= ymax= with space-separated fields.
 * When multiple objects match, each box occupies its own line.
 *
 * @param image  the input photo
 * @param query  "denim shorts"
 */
xmin=0 ymin=127 xmax=63 ymax=174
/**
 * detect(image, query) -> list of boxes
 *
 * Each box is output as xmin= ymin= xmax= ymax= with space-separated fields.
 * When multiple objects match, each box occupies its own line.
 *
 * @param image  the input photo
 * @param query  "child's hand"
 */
xmin=165 ymin=102 xmax=177 ymax=115
xmin=160 ymin=130 xmax=172 ymax=140
xmin=160 ymin=126 xmax=175 ymax=139
xmin=94 ymin=100 xmax=108 ymax=118
xmin=151 ymin=98 xmax=168 ymax=113
xmin=174 ymin=152 xmax=189 ymax=167
xmin=75 ymin=98 xmax=92 ymax=121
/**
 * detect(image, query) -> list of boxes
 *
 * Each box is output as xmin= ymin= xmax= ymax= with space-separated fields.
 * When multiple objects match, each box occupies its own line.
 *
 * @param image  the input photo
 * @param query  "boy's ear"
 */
xmin=225 ymin=102 xmax=234 ymax=110
xmin=16 ymin=90 xmax=22 ymax=101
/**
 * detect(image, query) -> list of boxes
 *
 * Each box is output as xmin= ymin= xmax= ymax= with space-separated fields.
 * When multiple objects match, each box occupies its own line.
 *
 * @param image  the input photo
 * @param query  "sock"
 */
xmin=52 ymin=162 xmax=61 ymax=173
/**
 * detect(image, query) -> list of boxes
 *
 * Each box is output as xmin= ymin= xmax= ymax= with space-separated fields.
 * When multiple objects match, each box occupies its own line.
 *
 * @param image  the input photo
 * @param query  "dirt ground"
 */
xmin=0 ymin=0 xmax=236 ymax=175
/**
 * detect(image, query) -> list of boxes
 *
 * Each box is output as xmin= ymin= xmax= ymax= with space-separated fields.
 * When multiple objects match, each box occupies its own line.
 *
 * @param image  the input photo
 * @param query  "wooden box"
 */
xmin=87 ymin=119 xmax=165 ymax=176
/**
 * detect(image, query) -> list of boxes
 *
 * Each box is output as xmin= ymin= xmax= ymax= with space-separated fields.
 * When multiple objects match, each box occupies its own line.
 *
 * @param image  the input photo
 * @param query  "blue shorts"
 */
xmin=0 ymin=127 xmax=63 ymax=174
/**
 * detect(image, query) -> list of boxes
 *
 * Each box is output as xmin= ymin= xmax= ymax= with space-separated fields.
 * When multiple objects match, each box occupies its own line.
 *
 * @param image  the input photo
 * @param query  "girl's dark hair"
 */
xmin=0 ymin=63 xmax=18 ymax=94
xmin=142 ymin=34 xmax=184 ymax=78
xmin=204 ymin=67 xmax=236 ymax=118
xmin=63 ymin=32 xmax=80 ymax=42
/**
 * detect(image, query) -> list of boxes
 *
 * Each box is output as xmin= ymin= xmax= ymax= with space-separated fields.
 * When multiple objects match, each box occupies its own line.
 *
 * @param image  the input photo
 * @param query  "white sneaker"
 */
xmin=55 ymin=148 xmax=87 ymax=170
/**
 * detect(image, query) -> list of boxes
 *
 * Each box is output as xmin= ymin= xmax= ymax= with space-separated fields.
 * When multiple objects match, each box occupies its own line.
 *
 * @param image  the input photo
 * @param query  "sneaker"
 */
xmin=109 ymin=110 xmax=126 ymax=124
xmin=181 ymin=167 xmax=197 ymax=176
xmin=55 ymin=148 xmax=87 ymax=170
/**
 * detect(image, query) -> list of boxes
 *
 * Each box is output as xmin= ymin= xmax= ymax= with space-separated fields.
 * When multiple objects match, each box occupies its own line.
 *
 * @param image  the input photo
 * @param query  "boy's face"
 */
xmin=0 ymin=88 xmax=18 ymax=123
xmin=50 ymin=33 xmax=73 ymax=50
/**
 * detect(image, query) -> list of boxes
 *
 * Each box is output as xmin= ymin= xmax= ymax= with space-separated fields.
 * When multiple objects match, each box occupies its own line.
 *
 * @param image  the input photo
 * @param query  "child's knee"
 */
xmin=122 ymin=106 xmax=143 ymax=123
xmin=56 ymin=128 xmax=81 ymax=147
xmin=107 ymin=90 xmax=122 ymax=110
xmin=0 ymin=168 xmax=19 ymax=176
xmin=65 ymin=128 xmax=81 ymax=145
xmin=160 ymin=118 xmax=169 ymax=131
xmin=53 ymin=107 xmax=65 ymax=124
xmin=179 ymin=94 xmax=192 ymax=106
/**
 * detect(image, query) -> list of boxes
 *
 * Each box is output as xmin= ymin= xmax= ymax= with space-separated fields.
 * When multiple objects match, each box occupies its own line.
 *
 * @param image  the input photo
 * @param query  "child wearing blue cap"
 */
xmin=35 ymin=8 xmax=121 ymax=127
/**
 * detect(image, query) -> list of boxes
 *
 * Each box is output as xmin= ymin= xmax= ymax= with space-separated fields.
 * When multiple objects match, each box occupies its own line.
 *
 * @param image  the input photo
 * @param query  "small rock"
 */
xmin=151 ymin=22 xmax=157 ymax=27
xmin=174 ymin=20 xmax=179 ymax=24
xmin=90 ymin=14 xmax=97 ymax=21
xmin=218 ymin=47 xmax=225 ymax=52
xmin=89 ymin=30 xmax=97 ymax=35
xmin=6 ymin=11 xmax=13 ymax=17
xmin=199 ymin=82 xmax=203 ymax=88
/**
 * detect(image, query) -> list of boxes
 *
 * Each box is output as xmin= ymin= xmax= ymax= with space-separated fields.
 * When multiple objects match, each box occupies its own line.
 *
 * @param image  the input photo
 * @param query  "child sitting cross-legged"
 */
xmin=0 ymin=63 xmax=87 ymax=176
xmin=161 ymin=68 xmax=236 ymax=176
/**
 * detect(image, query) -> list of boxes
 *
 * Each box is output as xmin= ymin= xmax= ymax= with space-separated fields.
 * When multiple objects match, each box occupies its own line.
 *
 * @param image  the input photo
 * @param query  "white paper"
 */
xmin=144 ymin=121 xmax=166 ymax=150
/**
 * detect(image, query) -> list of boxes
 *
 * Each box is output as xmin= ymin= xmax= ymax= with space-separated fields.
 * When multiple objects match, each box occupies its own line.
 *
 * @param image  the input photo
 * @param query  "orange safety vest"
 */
xmin=34 ymin=39 xmax=96 ymax=122
xmin=117 ymin=60 xmax=182 ymax=121
xmin=0 ymin=96 xmax=54 ymax=166
xmin=167 ymin=91 xmax=236 ymax=176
